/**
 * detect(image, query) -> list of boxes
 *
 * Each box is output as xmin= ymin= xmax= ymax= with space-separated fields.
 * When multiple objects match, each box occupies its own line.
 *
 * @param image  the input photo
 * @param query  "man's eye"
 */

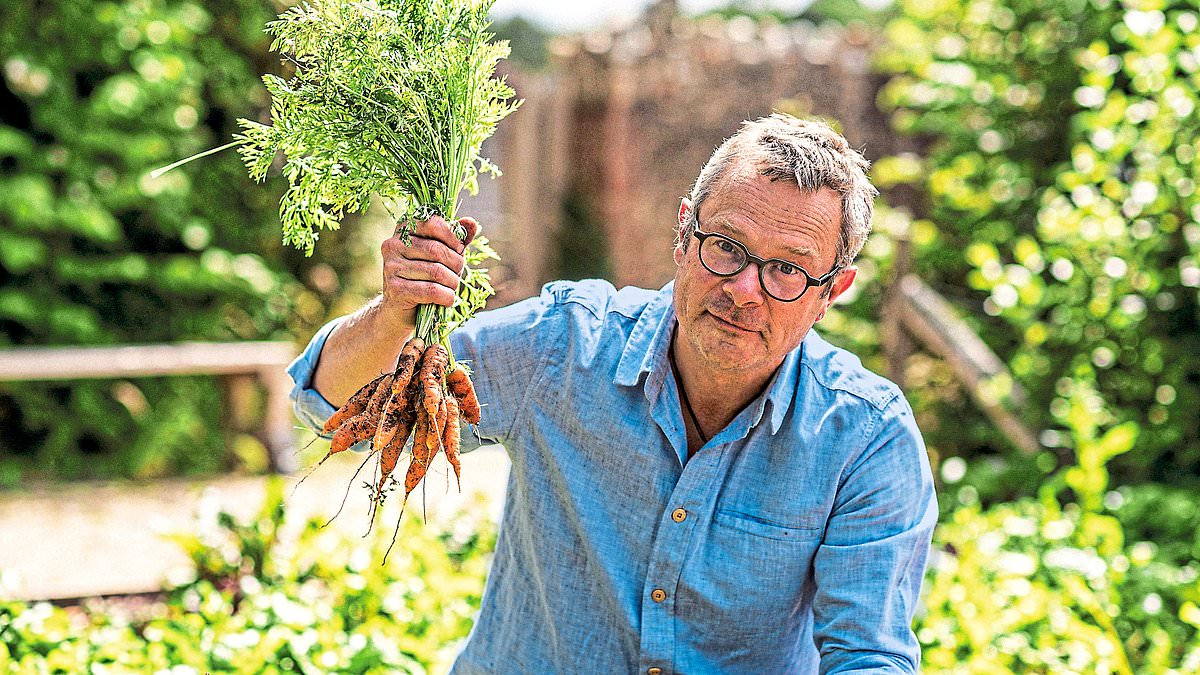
xmin=715 ymin=239 xmax=737 ymax=254
xmin=775 ymin=263 xmax=800 ymax=276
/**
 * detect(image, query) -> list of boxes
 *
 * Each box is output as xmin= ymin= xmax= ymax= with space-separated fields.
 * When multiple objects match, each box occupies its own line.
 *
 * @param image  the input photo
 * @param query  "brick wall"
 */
xmin=468 ymin=1 xmax=903 ymax=304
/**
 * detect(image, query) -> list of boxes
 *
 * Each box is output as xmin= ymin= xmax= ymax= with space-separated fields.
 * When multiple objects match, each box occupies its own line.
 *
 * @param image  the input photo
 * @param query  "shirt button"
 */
xmin=648 ymin=669 xmax=663 ymax=675
xmin=651 ymin=588 xmax=667 ymax=603
xmin=671 ymin=507 xmax=687 ymax=522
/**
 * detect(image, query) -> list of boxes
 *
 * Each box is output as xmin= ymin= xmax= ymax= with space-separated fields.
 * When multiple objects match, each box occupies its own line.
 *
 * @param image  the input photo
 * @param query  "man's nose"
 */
xmin=722 ymin=263 xmax=765 ymax=306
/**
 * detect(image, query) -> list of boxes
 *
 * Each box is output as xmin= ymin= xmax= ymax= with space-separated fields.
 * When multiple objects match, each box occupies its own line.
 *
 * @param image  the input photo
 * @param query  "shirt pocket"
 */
xmin=675 ymin=510 xmax=823 ymax=668
xmin=713 ymin=509 xmax=823 ymax=542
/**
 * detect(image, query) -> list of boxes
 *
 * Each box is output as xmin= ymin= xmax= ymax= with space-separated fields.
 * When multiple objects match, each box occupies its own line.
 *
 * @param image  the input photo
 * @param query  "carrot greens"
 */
xmin=158 ymin=0 xmax=518 ymax=346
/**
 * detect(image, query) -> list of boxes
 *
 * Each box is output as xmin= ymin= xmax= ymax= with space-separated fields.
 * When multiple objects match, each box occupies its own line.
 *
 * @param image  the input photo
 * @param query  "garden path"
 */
xmin=0 ymin=446 xmax=510 ymax=601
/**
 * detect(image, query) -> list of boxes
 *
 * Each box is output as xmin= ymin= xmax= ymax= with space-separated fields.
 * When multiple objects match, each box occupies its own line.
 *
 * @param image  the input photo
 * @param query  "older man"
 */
xmin=288 ymin=114 xmax=938 ymax=673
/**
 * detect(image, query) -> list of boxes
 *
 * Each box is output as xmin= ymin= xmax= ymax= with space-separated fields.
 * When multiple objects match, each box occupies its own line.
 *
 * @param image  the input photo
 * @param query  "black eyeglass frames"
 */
xmin=691 ymin=227 xmax=841 ymax=302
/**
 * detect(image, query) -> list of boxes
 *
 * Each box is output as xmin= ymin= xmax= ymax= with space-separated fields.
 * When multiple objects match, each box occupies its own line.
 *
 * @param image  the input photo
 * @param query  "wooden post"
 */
xmin=893 ymin=275 xmax=1040 ymax=455
xmin=881 ymin=231 xmax=917 ymax=387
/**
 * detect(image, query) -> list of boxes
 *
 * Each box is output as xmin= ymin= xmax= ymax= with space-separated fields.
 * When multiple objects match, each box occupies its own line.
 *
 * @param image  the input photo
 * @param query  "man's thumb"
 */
xmin=457 ymin=216 xmax=480 ymax=244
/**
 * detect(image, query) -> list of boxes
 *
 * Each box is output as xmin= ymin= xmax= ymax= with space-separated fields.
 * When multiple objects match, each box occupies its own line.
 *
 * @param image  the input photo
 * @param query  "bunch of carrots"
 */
xmin=314 ymin=337 xmax=481 ymax=531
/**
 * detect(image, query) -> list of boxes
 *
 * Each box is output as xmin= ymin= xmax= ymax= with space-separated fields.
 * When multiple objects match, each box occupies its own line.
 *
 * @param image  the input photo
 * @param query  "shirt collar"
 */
xmin=614 ymin=280 xmax=803 ymax=435
xmin=614 ymin=281 xmax=676 ymax=388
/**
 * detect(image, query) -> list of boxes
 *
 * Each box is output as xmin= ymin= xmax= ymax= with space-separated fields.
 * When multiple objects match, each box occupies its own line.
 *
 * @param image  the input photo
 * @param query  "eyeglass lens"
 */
xmin=698 ymin=235 xmax=810 ymax=301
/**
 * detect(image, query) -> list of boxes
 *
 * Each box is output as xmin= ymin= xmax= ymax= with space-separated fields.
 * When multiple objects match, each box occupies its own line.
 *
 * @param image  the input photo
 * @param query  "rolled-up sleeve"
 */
xmin=287 ymin=284 xmax=564 ymax=451
xmin=286 ymin=316 xmax=346 ymax=438
xmin=811 ymin=395 xmax=939 ymax=673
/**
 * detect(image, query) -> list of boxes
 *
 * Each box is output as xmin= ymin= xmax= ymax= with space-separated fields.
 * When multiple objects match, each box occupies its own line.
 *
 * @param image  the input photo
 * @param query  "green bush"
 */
xmin=875 ymin=0 xmax=1200 ymax=487
xmin=0 ymin=480 xmax=496 ymax=673
xmin=919 ymin=387 xmax=1200 ymax=672
xmin=0 ymin=0 xmax=371 ymax=484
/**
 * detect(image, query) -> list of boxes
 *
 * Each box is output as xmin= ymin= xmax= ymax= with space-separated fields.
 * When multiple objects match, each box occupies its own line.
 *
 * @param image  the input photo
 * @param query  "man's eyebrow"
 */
xmin=716 ymin=221 xmax=815 ymax=259
xmin=783 ymin=245 xmax=815 ymax=259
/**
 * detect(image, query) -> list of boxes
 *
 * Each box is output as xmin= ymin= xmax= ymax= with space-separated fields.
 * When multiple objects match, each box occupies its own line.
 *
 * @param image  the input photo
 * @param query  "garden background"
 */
xmin=1 ymin=0 xmax=1199 ymax=672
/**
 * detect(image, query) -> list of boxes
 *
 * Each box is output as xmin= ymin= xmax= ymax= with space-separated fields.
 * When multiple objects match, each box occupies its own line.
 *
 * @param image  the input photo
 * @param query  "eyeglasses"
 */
xmin=691 ymin=226 xmax=840 ymax=302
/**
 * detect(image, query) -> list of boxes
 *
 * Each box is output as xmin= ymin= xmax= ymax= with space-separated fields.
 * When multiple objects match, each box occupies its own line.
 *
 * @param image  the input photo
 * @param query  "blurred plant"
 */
xmin=0 ymin=0 xmax=374 ymax=484
xmin=0 ymin=478 xmax=497 ymax=672
xmin=552 ymin=188 xmax=613 ymax=282
xmin=875 ymin=0 xmax=1200 ymax=487
xmin=919 ymin=380 xmax=1200 ymax=672
xmin=490 ymin=15 xmax=551 ymax=71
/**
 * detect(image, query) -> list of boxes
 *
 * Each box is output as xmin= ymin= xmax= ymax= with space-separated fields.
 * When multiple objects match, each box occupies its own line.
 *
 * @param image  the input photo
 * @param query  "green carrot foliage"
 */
xmin=235 ymin=0 xmax=519 ymax=257
xmin=152 ymin=0 xmax=523 ymax=345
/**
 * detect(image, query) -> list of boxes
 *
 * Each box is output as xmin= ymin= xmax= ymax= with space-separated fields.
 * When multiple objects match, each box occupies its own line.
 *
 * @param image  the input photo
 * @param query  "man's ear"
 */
xmin=678 ymin=198 xmax=692 ymax=228
xmin=674 ymin=198 xmax=693 ymax=266
xmin=816 ymin=266 xmax=857 ymax=321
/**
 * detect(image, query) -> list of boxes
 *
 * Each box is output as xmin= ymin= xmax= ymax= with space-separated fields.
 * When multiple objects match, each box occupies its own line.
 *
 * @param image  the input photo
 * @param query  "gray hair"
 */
xmin=679 ymin=114 xmax=878 ymax=274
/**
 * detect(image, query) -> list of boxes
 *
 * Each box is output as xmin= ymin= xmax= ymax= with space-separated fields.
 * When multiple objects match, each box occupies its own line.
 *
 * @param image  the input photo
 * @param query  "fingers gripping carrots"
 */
xmin=307 ymin=334 xmax=481 ymax=561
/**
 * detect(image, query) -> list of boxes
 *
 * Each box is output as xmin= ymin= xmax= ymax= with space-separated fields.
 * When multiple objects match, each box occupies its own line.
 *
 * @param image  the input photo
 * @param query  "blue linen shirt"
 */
xmin=288 ymin=279 xmax=938 ymax=674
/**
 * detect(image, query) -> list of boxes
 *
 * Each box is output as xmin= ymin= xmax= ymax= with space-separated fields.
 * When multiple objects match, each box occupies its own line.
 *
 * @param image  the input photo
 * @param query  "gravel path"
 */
xmin=0 ymin=446 xmax=509 ymax=601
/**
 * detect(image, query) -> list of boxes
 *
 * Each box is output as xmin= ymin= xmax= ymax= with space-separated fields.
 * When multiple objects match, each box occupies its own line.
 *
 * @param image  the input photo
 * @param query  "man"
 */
xmin=288 ymin=114 xmax=938 ymax=673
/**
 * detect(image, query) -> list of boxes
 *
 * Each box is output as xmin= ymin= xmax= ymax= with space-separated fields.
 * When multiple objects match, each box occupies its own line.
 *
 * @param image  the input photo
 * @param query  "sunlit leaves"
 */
xmin=877 ymin=0 xmax=1200 ymax=481
xmin=237 ymin=0 xmax=520 ymax=257
xmin=0 ymin=482 xmax=497 ymax=672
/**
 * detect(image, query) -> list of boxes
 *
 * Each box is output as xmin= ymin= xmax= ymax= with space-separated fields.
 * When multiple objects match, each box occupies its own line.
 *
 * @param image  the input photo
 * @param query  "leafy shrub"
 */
xmin=919 ymin=387 xmax=1200 ymax=672
xmin=0 ymin=0 xmax=372 ymax=484
xmin=875 ymin=0 xmax=1200 ymax=486
xmin=0 ymin=480 xmax=496 ymax=673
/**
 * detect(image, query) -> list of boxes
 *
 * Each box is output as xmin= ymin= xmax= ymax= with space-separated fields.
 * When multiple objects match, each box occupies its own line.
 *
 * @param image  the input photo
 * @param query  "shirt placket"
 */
xmin=637 ymin=374 xmax=730 ymax=675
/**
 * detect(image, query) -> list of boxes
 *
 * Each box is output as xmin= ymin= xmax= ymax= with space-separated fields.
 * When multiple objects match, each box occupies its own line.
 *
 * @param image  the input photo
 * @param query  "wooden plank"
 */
xmin=895 ymin=275 xmax=1040 ymax=455
xmin=0 ymin=341 xmax=295 ymax=381
xmin=0 ymin=341 xmax=300 ymax=471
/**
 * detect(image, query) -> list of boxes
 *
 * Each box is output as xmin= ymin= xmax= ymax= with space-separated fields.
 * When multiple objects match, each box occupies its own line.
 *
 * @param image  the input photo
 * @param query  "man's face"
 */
xmin=672 ymin=169 xmax=856 ymax=382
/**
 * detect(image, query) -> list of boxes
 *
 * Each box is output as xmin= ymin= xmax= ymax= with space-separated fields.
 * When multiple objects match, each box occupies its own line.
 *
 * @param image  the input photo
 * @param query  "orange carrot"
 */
xmin=446 ymin=365 xmax=480 ymax=425
xmin=318 ymin=371 xmax=394 ymax=461
xmin=323 ymin=372 xmax=389 ymax=433
xmin=419 ymin=344 xmax=448 ymax=420
xmin=443 ymin=395 xmax=462 ymax=491
xmin=376 ymin=409 xmax=416 ymax=496
xmin=428 ymin=394 xmax=446 ymax=457
xmin=326 ymin=411 xmax=376 ymax=459
xmin=405 ymin=410 xmax=435 ymax=495
xmin=373 ymin=338 xmax=426 ymax=448
xmin=363 ymin=372 xmax=395 ymax=418
xmin=389 ymin=337 xmax=426 ymax=397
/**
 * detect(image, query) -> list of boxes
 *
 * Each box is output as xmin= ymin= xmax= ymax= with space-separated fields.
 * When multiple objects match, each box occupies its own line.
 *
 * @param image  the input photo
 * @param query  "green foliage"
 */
xmin=231 ymin=0 xmax=520 ymax=255
xmin=875 ymin=0 xmax=1200 ymax=485
xmin=0 ymin=479 xmax=497 ymax=673
xmin=697 ymin=0 xmax=893 ymax=26
xmin=220 ymin=0 xmax=519 ymax=350
xmin=0 ymin=0 xmax=364 ymax=484
xmin=803 ymin=0 xmax=896 ymax=27
xmin=919 ymin=389 xmax=1200 ymax=673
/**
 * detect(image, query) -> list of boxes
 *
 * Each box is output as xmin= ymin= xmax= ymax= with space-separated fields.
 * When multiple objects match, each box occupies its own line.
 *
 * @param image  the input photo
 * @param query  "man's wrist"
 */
xmin=366 ymin=294 xmax=417 ymax=350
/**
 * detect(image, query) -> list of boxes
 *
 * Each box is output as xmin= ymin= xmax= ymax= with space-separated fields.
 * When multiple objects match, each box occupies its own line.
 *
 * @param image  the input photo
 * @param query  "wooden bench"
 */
xmin=0 ymin=341 xmax=299 ymax=472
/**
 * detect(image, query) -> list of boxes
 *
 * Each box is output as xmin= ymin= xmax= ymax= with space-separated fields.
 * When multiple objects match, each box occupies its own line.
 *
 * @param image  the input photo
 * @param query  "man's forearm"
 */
xmin=311 ymin=294 xmax=414 ymax=408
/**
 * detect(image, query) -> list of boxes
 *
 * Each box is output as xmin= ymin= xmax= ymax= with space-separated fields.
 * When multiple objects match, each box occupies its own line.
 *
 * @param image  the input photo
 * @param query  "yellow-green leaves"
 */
xmin=240 ymin=0 xmax=519 ymax=257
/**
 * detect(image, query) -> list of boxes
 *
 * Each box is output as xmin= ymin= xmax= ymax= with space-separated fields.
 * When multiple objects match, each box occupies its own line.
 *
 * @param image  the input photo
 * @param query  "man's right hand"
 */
xmin=311 ymin=214 xmax=480 ymax=408
xmin=380 ymin=215 xmax=481 ymax=328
